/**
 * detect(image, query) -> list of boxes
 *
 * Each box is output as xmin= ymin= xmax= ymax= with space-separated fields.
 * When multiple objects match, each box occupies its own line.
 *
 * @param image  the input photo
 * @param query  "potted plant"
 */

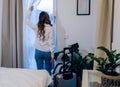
xmin=54 ymin=43 xmax=94 ymax=87
xmin=89 ymin=46 xmax=120 ymax=87
xmin=70 ymin=52 xmax=94 ymax=87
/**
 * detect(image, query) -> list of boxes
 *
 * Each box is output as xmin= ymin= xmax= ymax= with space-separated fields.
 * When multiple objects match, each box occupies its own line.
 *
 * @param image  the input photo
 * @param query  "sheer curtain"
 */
xmin=1 ymin=0 xmax=23 ymax=68
xmin=23 ymin=0 xmax=58 ymax=69
xmin=23 ymin=0 xmax=41 ymax=69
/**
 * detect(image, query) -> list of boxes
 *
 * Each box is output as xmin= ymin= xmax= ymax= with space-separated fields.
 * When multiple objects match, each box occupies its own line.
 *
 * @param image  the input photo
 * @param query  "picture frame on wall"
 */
xmin=77 ymin=0 xmax=91 ymax=15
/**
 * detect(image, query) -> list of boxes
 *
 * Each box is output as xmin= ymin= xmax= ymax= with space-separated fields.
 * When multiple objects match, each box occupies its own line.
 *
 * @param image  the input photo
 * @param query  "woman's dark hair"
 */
xmin=37 ymin=11 xmax=52 ymax=41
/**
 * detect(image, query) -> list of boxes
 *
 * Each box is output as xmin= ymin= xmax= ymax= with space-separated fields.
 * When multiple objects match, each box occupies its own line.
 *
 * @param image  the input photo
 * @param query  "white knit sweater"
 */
xmin=26 ymin=10 xmax=55 ymax=58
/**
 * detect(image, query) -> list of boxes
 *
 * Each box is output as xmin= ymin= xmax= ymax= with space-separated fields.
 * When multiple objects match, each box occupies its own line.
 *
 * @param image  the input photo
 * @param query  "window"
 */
xmin=23 ymin=0 xmax=58 ymax=69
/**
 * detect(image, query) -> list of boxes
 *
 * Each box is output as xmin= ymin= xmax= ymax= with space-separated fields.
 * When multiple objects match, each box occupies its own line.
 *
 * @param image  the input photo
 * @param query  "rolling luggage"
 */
xmin=53 ymin=47 xmax=77 ymax=87
xmin=54 ymin=72 xmax=76 ymax=87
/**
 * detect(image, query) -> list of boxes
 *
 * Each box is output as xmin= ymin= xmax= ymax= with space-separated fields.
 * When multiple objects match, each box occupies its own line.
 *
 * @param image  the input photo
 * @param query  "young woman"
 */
xmin=26 ymin=6 xmax=55 ymax=75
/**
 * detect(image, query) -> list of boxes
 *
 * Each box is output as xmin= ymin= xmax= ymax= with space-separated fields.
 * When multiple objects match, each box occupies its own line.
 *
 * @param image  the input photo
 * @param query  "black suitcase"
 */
xmin=54 ymin=72 xmax=76 ymax=87
xmin=53 ymin=47 xmax=77 ymax=87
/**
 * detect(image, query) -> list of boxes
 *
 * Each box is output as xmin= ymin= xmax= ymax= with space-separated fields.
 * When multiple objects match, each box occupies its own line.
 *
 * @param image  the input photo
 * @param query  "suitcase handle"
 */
xmin=63 ymin=47 xmax=73 ymax=74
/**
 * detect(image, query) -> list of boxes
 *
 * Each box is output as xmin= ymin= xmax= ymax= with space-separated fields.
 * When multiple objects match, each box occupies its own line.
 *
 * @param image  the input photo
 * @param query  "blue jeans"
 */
xmin=35 ymin=49 xmax=52 ymax=75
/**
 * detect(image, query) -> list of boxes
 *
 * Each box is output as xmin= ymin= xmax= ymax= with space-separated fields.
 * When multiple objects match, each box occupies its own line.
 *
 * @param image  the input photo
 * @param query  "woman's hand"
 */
xmin=50 ymin=57 xmax=54 ymax=63
xmin=29 ymin=6 xmax=33 ymax=11
xmin=50 ymin=57 xmax=54 ymax=67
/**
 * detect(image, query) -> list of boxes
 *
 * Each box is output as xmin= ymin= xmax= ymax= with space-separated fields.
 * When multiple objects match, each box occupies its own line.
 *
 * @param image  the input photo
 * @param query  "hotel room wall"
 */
xmin=56 ymin=0 xmax=99 ymax=53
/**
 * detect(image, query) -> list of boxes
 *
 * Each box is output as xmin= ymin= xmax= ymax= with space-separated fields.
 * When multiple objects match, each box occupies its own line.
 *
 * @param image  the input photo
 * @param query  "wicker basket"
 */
xmin=101 ymin=74 xmax=120 ymax=87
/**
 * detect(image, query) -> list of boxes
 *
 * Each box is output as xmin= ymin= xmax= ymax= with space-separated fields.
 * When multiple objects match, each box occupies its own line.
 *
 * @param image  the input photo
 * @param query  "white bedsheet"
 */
xmin=0 ymin=67 xmax=52 ymax=87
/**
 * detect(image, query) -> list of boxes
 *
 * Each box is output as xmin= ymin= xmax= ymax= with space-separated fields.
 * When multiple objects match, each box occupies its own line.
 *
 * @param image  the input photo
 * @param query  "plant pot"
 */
xmin=101 ymin=73 xmax=120 ymax=87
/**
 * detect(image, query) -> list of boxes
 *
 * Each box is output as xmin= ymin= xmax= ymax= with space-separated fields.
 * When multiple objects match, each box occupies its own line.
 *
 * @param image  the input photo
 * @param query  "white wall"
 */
xmin=56 ymin=0 xmax=98 ymax=53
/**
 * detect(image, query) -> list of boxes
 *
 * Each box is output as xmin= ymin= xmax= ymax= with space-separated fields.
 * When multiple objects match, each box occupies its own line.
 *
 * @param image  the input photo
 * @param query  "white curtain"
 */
xmin=0 ymin=0 xmax=3 ymax=66
xmin=94 ymin=0 xmax=114 ymax=69
xmin=95 ymin=0 xmax=113 ymax=57
xmin=23 ymin=0 xmax=58 ymax=69
xmin=23 ymin=0 xmax=41 ymax=68
xmin=25 ymin=0 xmax=41 ymax=10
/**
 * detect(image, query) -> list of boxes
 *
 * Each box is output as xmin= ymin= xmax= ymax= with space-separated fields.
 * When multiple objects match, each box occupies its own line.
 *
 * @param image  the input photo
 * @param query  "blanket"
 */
xmin=0 ymin=67 xmax=52 ymax=87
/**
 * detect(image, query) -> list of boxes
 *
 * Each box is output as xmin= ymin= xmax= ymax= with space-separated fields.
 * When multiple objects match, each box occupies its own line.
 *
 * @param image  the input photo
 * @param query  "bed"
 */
xmin=0 ymin=67 xmax=52 ymax=87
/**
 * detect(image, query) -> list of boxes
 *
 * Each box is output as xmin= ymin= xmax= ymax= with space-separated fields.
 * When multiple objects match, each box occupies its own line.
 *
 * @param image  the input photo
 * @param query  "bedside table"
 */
xmin=82 ymin=70 xmax=102 ymax=87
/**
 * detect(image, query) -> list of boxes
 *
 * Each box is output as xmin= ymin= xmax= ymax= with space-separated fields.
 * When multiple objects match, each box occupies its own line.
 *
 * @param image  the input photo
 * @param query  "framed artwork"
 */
xmin=77 ymin=0 xmax=91 ymax=15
